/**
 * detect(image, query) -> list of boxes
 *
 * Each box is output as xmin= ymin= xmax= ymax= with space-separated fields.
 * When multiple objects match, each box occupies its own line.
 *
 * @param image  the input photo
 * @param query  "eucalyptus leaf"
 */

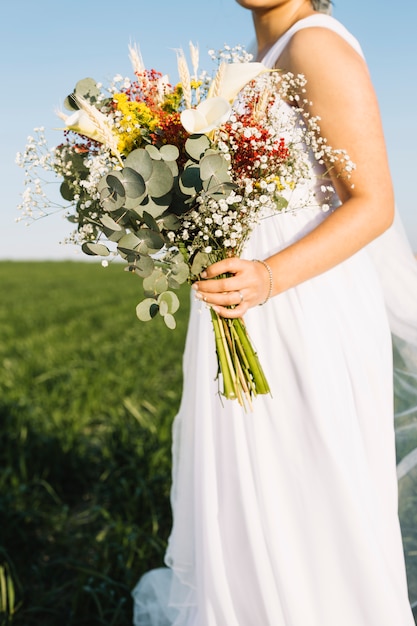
xmin=162 ymin=212 xmax=181 ymax=230
xmin=160 ymin=144 xmax=179 ymax=162
xmin=143 ymin=270 xmax=170 ymax=294
xmin=190 ymin=251 xmax=210 ymax=276
xmin=136 ymin=241 xmax=150 ymax=255
xmin=185 ymin=134 xmax=211 ymax=161
xmin=200 ymin=153 xmax=229 ymax=181
xmin=121 ymin=167 xmax=147 ymax=199
xmin=159 ymin=300 xmax=169 ymax=317
xmin=74 ymin=77 xmax=101 ymax=103
xmin=158 ymin=291 xmax=180 ymax=314
xmin=155 ymin=274 xmax=169 ymax=293
xmin=145 ymin=145 xmax=162 ymax=160
xmin=63 ymin=93 xmax=78 ymax=111
xmin=163 ymin=313 xmax=176 ymax=330
xmin=137 ymin=228 xmax=164 ymax=253
xmin=117 ymin=232 xmax=142 ymax=251
xmin=179 ymin=163 xmax=202 ymax=195
xmin=124 ymin=195 xmax=145 ymax=211
xmin=104 ymin=228 xmax=126 ymax=243
xmin=81 ymin=242 xmax=110 ymax=257
xmin=135 ymin=255 xmax=155 ymax=277
xmin=124 ymin=149 xmax=153 ymax=181
xmin=101 ymin=192 xmax=126 ymax=212
xmin=60 ymin=181 xmax=75 ymax=202
xmin=143 ymin=269 xmax=165 ymax=292
xmin=204 ymin=180 xmax=237 ymax=200
xmin=106 ymin=173 xmax=126 ymax=198
xmin=170 ymin=263 xmax=189 ymax=284
xmin=142 ymin=211 xmax=160 ymax=233
xmin=167 ymin=277 xmax=181 ymax=290
xmin=100 ymin=214 xmax=123 ymax=231
xmin=146 ymin=160 xmax=174 ymax=198
xmin=275 ymin=195 xmax=289 ymax=211
xmin=139 ymin=194 xmax=172 ymax=219
xmin=136 ymin=299 xmax=159 ymax=322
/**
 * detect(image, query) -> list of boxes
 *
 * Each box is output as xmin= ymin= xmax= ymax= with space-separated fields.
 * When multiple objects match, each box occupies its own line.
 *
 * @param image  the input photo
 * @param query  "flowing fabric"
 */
xmin=132 ymin=14 xmax=417 ymax=625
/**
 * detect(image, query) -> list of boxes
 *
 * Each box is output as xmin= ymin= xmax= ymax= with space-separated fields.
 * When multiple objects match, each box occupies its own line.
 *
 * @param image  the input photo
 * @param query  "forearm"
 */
xmin=266 ymin=196 xmax=394 ymax=295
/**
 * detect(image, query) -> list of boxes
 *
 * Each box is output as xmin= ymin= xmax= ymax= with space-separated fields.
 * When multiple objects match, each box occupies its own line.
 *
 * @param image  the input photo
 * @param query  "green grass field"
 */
xmin=1 ymin=260 xmax=417 ymax=625
xmin=0 ymin=260 xmax=190 ymax=625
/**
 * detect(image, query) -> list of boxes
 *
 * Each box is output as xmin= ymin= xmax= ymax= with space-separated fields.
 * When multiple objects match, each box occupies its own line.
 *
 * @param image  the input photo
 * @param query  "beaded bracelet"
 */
xmin=253 ymin=259 xmax=273 ymax=305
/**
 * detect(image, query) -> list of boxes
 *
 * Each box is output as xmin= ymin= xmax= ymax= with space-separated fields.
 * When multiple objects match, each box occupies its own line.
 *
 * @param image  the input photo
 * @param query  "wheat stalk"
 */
xmin=189 ymin=41 xmax=199 ymax=79
xmin=74 ymin=97 xmax=122 ymax=162
xmin=176 ymin=50 xmax=192 ymax=109
xmin=209 ymin=62 xmax=226 ymax=98
xmin=253 ymin=89 xmax=270 ymax=123
xmin=128 ymin=43 xmax=145 ymax=75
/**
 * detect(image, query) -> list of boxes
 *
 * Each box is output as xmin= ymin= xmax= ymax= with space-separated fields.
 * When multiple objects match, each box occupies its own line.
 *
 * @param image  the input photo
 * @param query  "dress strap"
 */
xmin=260 ymin=14 xmax=364 ymax=67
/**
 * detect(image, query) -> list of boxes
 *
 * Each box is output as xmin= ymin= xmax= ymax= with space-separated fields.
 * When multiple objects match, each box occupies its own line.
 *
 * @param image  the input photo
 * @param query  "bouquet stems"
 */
xmin=210 ymin=307 xmax=270 ymax=411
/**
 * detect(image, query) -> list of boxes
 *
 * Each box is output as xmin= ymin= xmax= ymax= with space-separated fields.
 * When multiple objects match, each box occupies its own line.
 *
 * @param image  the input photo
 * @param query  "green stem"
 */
xmin=210 ymin=308 xmax=237 ymax=400
xmin=234 ymin=319 xmax=271 ymax=395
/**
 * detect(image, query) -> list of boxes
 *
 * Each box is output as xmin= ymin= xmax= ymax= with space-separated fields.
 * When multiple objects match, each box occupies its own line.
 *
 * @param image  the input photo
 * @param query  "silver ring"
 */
xmin=238 ymin=291 xmax=244 ymax=303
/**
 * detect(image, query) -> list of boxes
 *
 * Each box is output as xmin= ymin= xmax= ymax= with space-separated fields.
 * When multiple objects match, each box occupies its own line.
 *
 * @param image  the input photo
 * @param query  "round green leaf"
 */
xmin=63 ymin=93 xmax=78 ymax=111
xmin=158 ymin=291 xmax=180 ymax=314
xmin=163 ymin=313 xmax=176 ymax=329
xmin=170 ymin=264 xmax=189 ymax=284
xmin=190 ymin=251 xmax=209 ymax=276
xmin=145 ymin=145 xmax=162 ymax=160
xmin=159 ymin=300 xmax=169 ymax=317
xmin=185 ymin=134 xmax=211 ymax=161
xmin=146 ymin=160 xmax=174 ymax=198
xmin=124 ymin=149 xmax=153 ymax=181
xmin=81 ymin=242 xmax=110 ymax=257
xmin=134 ymin=255 xmax=155 ymax=277
xmin=137 ymin=228 xmax=164 ymax=253
xmin=60 ymin=181 xmax=75 ymax=202
xmin=138 ymin=194 xmax=171 ymax=219
xmin=74 ymin=77 xmax=101 ymax=103
xmin=160 ymin=144 xmax=179 ymax=161
xmin=155 ymin=274 xmax=169 ymax=293
xmin=117 ymin=233 xmax=141 ymax=252
xmin=121 ymin=167 xmax=146 ymax=199
xmin=179 ymin=162 xmax=202 ymax=195
xmin=100 ymin=214 xmax=123 ymax=231
xmin=200 ymin=153 xmax=229 ymax=181
xmin=162 ymin=212 xmax=181 ymax=230
xmin=136 ymin=298 xmax=159 ymax=322
xmin=106 ymin=173 xmax=126 ymax=197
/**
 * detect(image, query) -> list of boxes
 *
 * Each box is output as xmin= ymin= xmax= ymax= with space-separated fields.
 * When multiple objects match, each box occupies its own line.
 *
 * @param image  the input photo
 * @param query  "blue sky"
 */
xmin=2 ymin=0 xmax=416 ymax=259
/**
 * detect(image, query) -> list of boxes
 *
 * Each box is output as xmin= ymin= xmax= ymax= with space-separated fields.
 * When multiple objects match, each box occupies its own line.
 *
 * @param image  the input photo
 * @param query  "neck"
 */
xmin=252 ymin=1 xmax=316 ymax=61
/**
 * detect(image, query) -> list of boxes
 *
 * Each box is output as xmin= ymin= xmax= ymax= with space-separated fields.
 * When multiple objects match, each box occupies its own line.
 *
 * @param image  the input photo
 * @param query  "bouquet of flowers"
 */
xmin=16 ymin=43 xmax=353 ymax=410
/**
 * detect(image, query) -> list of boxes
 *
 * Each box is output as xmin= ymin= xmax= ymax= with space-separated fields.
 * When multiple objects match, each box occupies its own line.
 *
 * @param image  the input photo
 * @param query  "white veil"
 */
xmin=368 ymin=212 xmax=417 ymax=606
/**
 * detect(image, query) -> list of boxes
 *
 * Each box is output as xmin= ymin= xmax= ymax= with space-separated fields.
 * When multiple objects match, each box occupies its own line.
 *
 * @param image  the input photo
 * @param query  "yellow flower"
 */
xmin=113 ymin=93 xmax=160 ymax=154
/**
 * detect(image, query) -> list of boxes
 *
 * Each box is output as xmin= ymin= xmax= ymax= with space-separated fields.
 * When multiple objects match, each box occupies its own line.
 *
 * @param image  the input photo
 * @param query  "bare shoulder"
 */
xmin=277 ymin=25 xmax=376 ymax=122
xmin=278 ymin=25 xmax=392 ymax=206
xmin=278 ymin=26 xmax=368 ymax=79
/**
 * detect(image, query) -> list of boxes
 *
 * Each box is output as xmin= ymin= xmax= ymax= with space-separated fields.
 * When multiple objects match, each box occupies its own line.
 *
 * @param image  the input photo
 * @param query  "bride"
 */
xmin=133 ymin=0 xmax=417 ymax=624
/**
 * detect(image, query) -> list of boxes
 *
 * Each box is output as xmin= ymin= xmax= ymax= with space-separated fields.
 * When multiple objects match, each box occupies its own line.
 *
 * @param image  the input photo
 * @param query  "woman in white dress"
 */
xmin=133 ymin=1 xmax=417 ymax=624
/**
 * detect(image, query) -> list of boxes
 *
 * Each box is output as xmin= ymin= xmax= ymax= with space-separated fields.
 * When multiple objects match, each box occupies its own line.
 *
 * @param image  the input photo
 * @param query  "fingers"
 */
xmin=192 ymin=257 xmax=254 ymax=318
xmin=192 ymin=256 xmax=272 ymax=318
xmin=194 ymin=287 xmax=245 ymax=309
xmin=202 ymin=257 xmax=243 ymax=279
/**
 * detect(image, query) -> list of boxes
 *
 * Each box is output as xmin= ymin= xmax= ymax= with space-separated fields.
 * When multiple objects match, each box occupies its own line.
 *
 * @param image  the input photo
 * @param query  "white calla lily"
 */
xmin=58 ymin=110 xmax=104 ymax=142
xmin=215 ymin=62 xmax=268 ymax=103
xmin=180 ymin=96 xmax=232 ymax=135
xmin=56 ymin=97 xmax=121 ymax=160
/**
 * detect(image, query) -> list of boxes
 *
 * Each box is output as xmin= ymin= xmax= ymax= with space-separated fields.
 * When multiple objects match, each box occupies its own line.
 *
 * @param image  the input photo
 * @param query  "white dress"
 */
xmin=133 ymin=15 xmax=417 ymax=626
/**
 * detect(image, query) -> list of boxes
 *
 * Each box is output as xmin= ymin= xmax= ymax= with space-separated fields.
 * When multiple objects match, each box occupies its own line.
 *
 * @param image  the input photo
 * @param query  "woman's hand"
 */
xmin=192 ymin=257 xmax=272 ymax=319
